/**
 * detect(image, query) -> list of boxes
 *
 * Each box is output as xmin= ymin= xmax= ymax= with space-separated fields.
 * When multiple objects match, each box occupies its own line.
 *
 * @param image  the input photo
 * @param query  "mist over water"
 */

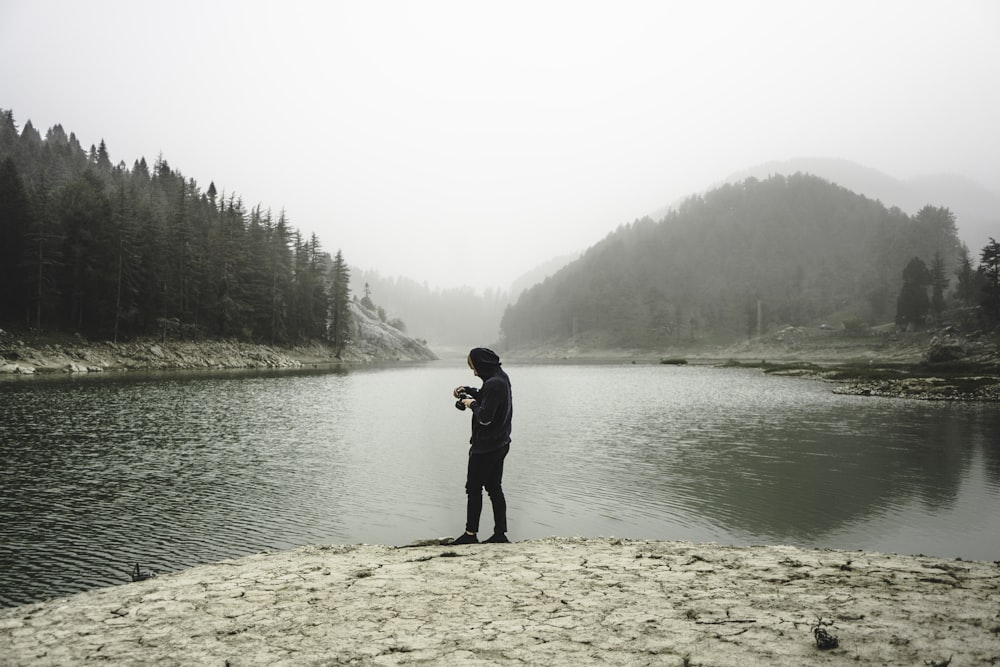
xmin=2 ymin=362 xmax=998 ymax=607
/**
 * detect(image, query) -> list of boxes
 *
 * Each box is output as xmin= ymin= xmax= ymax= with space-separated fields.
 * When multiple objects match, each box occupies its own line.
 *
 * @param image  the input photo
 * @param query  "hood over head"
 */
xmin=468 ymin=347 xmax=502 ymax=377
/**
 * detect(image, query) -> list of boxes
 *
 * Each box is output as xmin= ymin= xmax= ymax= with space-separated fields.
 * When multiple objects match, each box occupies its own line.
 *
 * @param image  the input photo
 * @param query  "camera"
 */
xmin=455 ymin=391 xmax=473 ymax=411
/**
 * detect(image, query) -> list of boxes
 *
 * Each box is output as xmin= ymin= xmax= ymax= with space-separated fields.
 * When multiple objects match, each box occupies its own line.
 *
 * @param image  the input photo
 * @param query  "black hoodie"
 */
xmin=463 ymin=348 xmax=513 ymax=454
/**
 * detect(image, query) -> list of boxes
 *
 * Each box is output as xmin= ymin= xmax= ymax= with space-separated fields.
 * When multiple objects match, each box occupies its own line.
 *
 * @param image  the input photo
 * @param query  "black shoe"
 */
xmin=451 ymin=532 xmax=479 ymax=545
xmin=484 ymin=533 xmax=510 ymax=543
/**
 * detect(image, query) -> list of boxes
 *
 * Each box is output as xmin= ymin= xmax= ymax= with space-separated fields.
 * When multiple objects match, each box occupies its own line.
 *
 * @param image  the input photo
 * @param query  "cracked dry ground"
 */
xmin=1 ymin=537 xmax=998 ymax=666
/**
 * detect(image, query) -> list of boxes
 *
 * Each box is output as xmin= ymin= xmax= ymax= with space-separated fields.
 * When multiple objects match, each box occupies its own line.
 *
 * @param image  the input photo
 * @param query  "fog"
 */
xmin=2 ymin=0 xmax=998 ymax=292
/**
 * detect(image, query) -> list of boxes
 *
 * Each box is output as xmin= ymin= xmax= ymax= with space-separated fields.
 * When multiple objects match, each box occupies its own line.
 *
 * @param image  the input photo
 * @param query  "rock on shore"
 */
xmin=1 ymin=537 xmax=997 ymax=666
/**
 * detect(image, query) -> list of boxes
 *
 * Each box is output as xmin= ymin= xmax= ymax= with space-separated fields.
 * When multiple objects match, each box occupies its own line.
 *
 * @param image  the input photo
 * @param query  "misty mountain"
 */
xmin=509 ymin=252 xmax=581 ymax=300
xmin=500 ymin=173 xmax=967 ymax=350
xmin=723 ymin=158 xmax=999 ymax=252
xmin=351 ymin=253 xmax=581 ymax=347
xmin=350 ymin=270 xmax=509 ymax=347
xmin=354 ymin=158 xmax=997 ymax=350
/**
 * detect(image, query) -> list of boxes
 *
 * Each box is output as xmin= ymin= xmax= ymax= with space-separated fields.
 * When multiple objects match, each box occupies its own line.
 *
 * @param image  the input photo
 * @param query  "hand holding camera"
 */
xmin=453 ymin=386 xmax=474 ymax=411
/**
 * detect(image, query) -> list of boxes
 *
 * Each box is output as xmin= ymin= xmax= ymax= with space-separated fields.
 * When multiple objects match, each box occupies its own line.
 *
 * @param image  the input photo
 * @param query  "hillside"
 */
xmin=724 ymin=158 xmax=999 ymax=252
xmin=500 ymin=173 xmax=973 ymax=352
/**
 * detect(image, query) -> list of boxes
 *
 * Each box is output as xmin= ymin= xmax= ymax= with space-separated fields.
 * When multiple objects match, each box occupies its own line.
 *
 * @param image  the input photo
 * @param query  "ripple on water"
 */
xmin=2 ymin=363 xmax=999 ymax=606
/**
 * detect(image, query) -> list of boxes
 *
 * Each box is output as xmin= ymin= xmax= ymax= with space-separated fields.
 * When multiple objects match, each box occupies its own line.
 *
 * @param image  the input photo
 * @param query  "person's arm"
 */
xmin=467 ymin=380 xmax=501 ymax=425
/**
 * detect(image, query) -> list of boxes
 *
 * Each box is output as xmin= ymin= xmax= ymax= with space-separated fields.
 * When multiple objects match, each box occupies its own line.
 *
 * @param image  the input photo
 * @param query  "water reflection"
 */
xmin=508 ymin=366 xmax=999 ymax=554
xmin=1 ymin=363 xmax=998 ymax=608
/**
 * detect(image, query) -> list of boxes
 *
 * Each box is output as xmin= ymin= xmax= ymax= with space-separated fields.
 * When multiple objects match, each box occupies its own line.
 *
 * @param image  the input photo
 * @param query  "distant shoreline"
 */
xmin=504 ymin=326 xmax=1000 ymax=402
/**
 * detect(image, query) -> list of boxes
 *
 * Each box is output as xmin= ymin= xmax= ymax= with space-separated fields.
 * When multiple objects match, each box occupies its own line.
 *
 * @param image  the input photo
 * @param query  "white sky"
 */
xmin=2 ymin=1 xmax=999 ymax=291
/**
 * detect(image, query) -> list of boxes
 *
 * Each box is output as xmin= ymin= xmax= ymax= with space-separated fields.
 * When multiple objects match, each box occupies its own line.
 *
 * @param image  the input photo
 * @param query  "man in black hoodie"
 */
xmin=451 ymin=347 xmax=513 ymax=544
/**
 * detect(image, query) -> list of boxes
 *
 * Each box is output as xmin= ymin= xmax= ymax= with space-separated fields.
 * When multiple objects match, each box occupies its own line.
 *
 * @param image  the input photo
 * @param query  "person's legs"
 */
xmin=464 ymin=453 xmax=488 ymax=533
xmin=483 ymin=445 xmax=508 ymax=534
xmin=464 ymin=445 xmax=509 ymax=535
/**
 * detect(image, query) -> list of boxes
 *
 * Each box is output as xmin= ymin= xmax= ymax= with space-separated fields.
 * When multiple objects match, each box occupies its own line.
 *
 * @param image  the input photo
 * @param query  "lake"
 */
xmin=1 ymin=360 xmax=998 ymax=607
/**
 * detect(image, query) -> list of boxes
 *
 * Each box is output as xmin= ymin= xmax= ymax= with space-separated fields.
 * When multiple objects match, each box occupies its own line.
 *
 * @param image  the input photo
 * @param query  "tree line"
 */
xmin=0 ymin=110 xmax=352 ymax=348
xmin=895 ymin=240 xmax=1000 ymax=331
xmin=500 ymin=173 xmax=999 ymax=349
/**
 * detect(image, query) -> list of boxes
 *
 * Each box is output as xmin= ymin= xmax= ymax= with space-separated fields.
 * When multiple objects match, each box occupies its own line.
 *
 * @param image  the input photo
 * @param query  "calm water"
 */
xmin=2 ymin=361 xmax=998 ymax=607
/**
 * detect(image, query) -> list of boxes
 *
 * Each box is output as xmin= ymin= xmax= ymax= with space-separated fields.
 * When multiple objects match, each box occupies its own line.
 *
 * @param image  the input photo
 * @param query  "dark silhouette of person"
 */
xmin=451 ymin=347 xmax=513 ymax=544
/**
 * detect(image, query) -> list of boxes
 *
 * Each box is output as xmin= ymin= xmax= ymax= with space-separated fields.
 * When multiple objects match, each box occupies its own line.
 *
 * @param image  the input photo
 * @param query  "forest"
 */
xmin=0 ymin=110 xmax=352 ymax=348
xmin=500 ymin=174 xmax=1000 ymax=349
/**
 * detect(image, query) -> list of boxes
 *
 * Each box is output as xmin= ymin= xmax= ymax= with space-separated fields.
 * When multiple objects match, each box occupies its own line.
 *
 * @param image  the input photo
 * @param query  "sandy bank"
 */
xmin=1 ymin=538 xmax=997 ymax=666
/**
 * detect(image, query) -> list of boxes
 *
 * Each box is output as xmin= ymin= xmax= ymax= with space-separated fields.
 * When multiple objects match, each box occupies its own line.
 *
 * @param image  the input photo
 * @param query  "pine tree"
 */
xmin=107 ymin=181 xmax=143 ymax=341
xmin=328 ymin=250 xmax=351 ymax=355
xmin=0 ymin=158 xmax=32 ymax=322
xmin=23 ymin=174 xmax=63 ymax=330
xmin=266 ymin=210 xmax=294 ymax=344
xmin=929 ymin=250 xmax=948 ymax=320
xmin=96 ymin=139 xmax=111 ymax=171
xmin=895 ymin=257 xmax=931 ymax=330
xmin=213 ymin=195 xmax=250 ymax=338
xmin=58 ymin=169 xmax=114 ymax=333
xmin=954 ymin=245 xmax=979 ymax=306
xmin=980 ymin=238 xmax=1000 ymax=325
xmin=0 ymin=109 xmax=19 ymax=156
xmin=912 ymin=206 xmax=961 ymax=276
xmin=296 ymin=233 xmax=329 ymax=341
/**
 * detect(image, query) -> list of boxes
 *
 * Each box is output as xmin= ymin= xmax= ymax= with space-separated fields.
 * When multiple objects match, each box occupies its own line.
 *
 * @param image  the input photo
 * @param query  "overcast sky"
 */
xmin=2 ymin=1 xmax=998 ymax=291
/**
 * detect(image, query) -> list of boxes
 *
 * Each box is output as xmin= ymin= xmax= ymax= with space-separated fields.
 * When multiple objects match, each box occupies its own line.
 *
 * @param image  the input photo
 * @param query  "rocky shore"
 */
xmin=1 ymin=537 xmax=997 ymax=666
xmin=736 ymin=329 xmax=1000 ymax=401
xmin=0 ymin=302 xmax=437 ymax=375
xmin=514 ymin=326 xmax=1000 ymax=402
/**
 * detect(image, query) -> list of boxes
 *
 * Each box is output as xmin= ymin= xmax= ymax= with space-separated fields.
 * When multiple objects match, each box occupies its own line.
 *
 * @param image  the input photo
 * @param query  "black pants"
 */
xmin=465 ymin=443 xmax=509 ymax=534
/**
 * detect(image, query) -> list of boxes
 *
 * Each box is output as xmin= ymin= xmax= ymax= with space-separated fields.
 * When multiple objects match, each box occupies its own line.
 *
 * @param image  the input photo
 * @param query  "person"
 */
xmin=451 ymin=347 xmax=513 ymax=544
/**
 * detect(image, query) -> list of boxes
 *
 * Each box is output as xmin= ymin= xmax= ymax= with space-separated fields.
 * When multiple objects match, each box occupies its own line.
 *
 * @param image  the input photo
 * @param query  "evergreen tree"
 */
xmin=328 ymin=250 xmax=351 ymax=354
xmin=0 ymin=158 xmax=32 ymax=322
xmin=297 ymin=233 xmax=330 ymax=341
xmin=132 ymin=157 xmax=150 ymax=180
xmin=266 ymin=210 xmax=294 ymax=343
xmin=954 ymin=244 xmax=979 ymax=306
xmin=168 ymin=178 xmax=195 ymax=323
xmin=107 ymin=181 xmax=143 ymax=341
xmin=212 ymin=195 xmax=250 ymax=338
xmin=911 ymin=206 xmax=961 ymax=276
xmin=895 ymin=257 xmax=931 ymax=330
xmin=0 ymin=110 xmax=19 ymax=157
xmin=96 ymin=139 xmax=111 ymax=171
xmin=288 ymin=231 xmax=310 ymax=342
xmin=23 ymin=174 xmax=63 ymax=330
xmin=980 ymin=238 xmax=1000 ymax=325
xmin=361 ymin=282 xmax=375 ymax=310
xmin=243 ymin=206 xmax=273 ymax=341
xmin=58 ymin=169 xmax=114 ymax=332
xmin=929 ymin=250 xmax=948 ymax=319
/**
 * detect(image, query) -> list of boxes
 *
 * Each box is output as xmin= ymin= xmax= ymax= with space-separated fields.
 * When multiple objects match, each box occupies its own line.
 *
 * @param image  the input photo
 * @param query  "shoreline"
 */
xmin=0 ymin=334 xmax=435 ymax=377
xmin=506 ymin=328 xmax=1000 ymax=402
xmin=1 ymin=537 xmax=998 ymax=666
xmin=3 ymin=329 xmax=998 ymax=401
